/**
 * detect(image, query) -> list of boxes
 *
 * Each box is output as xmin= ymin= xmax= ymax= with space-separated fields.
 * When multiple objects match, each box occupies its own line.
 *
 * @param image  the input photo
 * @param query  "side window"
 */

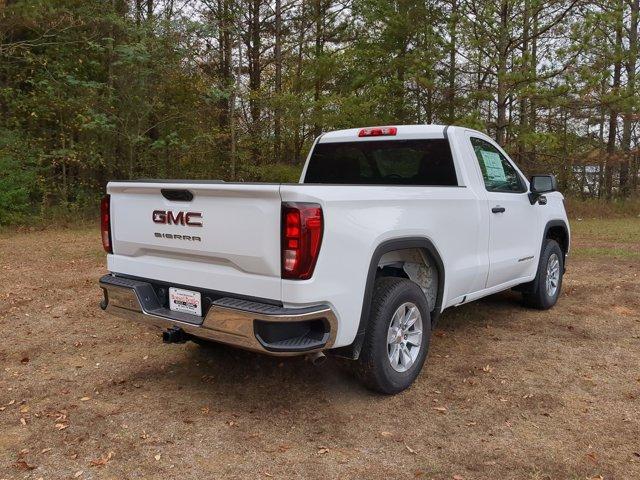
xmin=470 ymin=137 xmax=526 ymax=193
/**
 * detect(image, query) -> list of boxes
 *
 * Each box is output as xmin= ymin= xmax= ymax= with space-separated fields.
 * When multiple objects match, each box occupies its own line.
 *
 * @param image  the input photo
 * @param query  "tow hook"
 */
xmin=306 ymin=351 xmax=327 ymax=366
xmin=162 ymin=327 xmax=188 ymax=344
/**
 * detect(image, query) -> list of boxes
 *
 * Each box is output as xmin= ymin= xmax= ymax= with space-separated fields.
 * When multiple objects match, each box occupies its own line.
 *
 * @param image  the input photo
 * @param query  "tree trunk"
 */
xmin=620 ymin=0 xmax=638 ymax=197
xmin=518 ymin=0 xmax=530 ymax=163
xmin=313 ymin=0 xmax=324 ymax=138
xmin=447 ymin=0 xmax=457 ymax=123
xmin=230 ymin=28 xmax=242 ymax=180
xmin=274 ymin=0 xmax=282 ymax=161
xmin=495 ymin=0 xmax=509 ymax=146
xmin=217 ymin=0 xmax=232 ymax=133
xmin=604 ymin=1 xmax=624 ymax=199
xmin=528 ymin=11 xmax=538 ymax=166
xmin=598 ymin=77 xmax=606 ymax=198
xmin=248 ymin=0 xmax=262 ymax=163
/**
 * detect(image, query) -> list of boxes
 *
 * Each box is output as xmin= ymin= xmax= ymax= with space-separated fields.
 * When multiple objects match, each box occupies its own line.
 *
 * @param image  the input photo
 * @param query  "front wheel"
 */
xmin=354 ymin=277 xmax=431 ymax=394
xmin=523 ymin=239 xmax=564 ymax=310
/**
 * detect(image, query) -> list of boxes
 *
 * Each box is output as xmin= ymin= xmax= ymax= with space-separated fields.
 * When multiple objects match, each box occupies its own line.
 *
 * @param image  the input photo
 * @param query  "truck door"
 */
xmin=466 ymin=134 xmax=540 ymax=288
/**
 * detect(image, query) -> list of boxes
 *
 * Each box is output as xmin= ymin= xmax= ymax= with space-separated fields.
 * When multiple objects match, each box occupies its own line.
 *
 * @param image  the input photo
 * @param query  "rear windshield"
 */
xmin=303 ymin=139 xmax=458 ymax=186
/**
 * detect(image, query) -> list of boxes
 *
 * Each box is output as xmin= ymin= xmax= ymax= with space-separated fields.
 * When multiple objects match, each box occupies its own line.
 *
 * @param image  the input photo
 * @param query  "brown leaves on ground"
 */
xmin=90 ymin=451 xmax=114 ymax=467
xmin=15 ymin=459 xmax=36 ymax=471
xmin=1 ymin=223 xmax=640 ymax=479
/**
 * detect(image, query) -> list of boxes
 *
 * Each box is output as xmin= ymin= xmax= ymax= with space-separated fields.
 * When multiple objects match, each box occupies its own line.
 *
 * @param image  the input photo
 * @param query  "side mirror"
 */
xmin=529 ymin=174 xmax=557 ymax=205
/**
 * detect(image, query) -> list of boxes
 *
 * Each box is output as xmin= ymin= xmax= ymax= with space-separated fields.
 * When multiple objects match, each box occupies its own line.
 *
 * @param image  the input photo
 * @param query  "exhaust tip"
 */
xmin=306 ymin=351 xmax=327 ymax=366
xmin=99 ymin=289 xmax=108 ymax=310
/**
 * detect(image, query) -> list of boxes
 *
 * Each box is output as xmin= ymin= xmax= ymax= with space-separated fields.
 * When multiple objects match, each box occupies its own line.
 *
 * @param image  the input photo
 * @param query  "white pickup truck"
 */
xmin=99 ymin=125 xmax=570 ymax=394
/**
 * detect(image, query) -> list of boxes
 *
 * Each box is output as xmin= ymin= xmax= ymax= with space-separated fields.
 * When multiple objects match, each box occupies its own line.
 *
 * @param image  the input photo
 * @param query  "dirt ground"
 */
xmin=1 ymin=219 xmax=639 ymax=480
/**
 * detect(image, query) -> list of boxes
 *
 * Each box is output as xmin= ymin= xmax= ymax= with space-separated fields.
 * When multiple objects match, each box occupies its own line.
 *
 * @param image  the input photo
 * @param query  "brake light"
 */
xmin=101 ymin=195 xmax=112 ymax=253
xmin=358 ymin=126 xmax=397 ymax=137
xmin=282 ymin=203 xmax=323 ymax=280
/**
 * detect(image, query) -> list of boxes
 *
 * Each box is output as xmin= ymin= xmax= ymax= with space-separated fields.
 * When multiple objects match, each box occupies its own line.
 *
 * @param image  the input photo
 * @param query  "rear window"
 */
xmin=303 ymin=139 xmax=458 ymax=186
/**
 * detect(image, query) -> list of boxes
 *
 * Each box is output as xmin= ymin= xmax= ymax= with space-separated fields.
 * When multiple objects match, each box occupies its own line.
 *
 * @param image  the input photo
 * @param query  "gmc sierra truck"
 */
xmin=99 ymin=125 xmax=570 ymax=394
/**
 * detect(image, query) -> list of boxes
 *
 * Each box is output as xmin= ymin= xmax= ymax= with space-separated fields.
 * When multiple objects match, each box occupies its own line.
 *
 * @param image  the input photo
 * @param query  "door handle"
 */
xmin=491 ymin=206 xmax=506 ymax=213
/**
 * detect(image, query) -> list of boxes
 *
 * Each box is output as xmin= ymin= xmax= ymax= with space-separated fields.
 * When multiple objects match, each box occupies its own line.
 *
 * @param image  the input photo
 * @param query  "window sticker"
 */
xmin=480 ymin=150 xmax=506 ymax=182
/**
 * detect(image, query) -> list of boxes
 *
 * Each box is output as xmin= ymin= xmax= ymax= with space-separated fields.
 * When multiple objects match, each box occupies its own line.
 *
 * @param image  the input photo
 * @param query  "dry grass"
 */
xmin=564 ymin=197 xmax=640 ymax=219
xmin=1 ymin=220 xmax=639 ymax=479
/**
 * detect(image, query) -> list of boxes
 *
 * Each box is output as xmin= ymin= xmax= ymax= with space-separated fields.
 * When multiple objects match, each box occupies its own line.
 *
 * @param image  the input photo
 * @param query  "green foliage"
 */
xmin=0 ymin=0 xmax=638 ymax=225
xmin=0 ymin=130 xmax=40 ymax=224
xmin=237 ymin=163 xmax=302 ymax=183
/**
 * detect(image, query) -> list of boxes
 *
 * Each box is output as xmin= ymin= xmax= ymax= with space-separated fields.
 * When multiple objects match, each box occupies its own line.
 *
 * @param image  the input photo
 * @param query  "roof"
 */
xmin=318 ymin=124 xmax=449 ymax=143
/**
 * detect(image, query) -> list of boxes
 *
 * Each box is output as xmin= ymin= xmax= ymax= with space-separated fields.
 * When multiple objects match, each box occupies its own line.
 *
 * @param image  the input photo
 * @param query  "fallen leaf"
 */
xmin=405 ymin=444 xmax=418 ymax=454
xmin=433 ymin=406 xmax=447 ymax=413
xmin=482 ymin=365 xmax=493 ymax=373
xmin=55 ymin=423 xmax=68 ymax=430
xmin=381 ymin=431 xmax=393 ymax=437
xmin=74 ymin=471 xmax=83 ymax=478
xmin=586 ymin=451 xmax=598 ymax=464
xmin=41 ymin=448 xmax=52 ymax=453
xmin=90 ymin=451 xmax=114 ymax=467
xmin=154 ymin=453 xmax=161 ymax=461
xmin=317 ymin=447 xmax=329 ymax=455
xmin=15 ymin=460 xmax=36 ymax=470
xmin=80 ymin=397 xmax=91 ymax=402
xmin=453 ymin=475 xmax=464 ymax=480
xmin=20 ymin=405 xmax=30 ymax=413
xmin=20 ymin=417 xmax=27 ymax=426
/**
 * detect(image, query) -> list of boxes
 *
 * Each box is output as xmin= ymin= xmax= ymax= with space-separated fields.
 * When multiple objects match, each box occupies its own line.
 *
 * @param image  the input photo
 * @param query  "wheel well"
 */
xmin=546 ymin=225 xmax=568 ymax=257
xmin=329 ymin=238 xmax=445 ymax=361
xmin=376 ymin=248 xmax=439 ymax=315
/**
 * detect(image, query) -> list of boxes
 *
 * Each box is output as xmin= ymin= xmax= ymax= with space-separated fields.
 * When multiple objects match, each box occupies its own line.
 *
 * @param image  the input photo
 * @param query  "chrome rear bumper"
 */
xmin=99 ymin=275 xmax=337 ymax=355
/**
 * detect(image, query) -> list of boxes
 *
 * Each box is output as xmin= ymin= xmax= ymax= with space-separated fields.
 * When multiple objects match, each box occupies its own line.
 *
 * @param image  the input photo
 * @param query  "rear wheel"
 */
xmin=523 ymin=239 xmax=564 ymax=309
xmin=354 ymin=277 xmax=431 ymax=394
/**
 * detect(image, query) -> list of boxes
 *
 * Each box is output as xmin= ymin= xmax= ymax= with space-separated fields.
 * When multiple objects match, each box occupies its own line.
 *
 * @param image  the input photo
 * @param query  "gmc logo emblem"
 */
xmin=152 ymin=210 xmax=203 ymax=227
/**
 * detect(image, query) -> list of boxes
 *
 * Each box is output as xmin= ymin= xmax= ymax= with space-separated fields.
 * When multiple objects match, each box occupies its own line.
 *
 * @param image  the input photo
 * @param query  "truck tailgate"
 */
xmin=106 ymin=181 xmax=282 ymax=301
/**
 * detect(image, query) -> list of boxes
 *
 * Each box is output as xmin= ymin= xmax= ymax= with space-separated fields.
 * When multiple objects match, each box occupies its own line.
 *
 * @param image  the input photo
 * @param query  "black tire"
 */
xmin=354 ymin=277 xmax=431 ymax=394
xmin=523 ymin=239 xmax=564 ymax=310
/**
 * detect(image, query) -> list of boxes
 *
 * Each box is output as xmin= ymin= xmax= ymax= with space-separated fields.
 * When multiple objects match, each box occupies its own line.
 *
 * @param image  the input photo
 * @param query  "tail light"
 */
xmin=281 ymin=203 xmax=323 ymax=280
xmin=358 ymin=126 xmax=397 ymax=137
xmin=101 ymin=195 xmax=112 ymax=253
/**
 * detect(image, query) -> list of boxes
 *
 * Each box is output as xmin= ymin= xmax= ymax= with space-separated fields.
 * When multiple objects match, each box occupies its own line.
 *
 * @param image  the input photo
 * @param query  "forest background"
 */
xmin=1 ymin=0 xmax=639 ymax=224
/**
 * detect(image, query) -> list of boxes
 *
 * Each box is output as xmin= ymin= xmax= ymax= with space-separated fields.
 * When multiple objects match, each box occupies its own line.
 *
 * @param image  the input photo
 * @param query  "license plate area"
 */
xmin=169 ymin=287 xmax=202 ymax=317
